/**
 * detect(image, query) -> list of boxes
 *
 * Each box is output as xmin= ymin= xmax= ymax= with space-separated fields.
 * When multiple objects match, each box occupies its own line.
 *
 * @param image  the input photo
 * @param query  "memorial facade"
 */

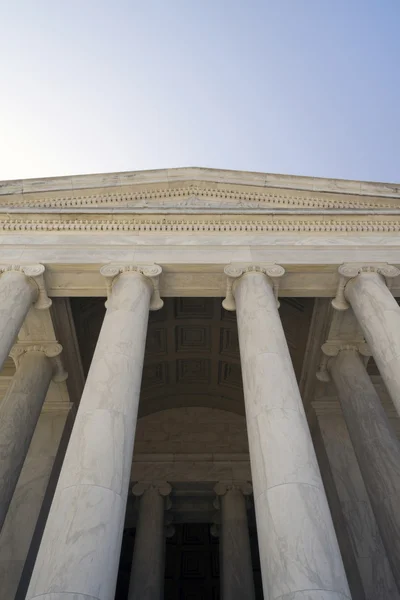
xmin=0 ymin=167 xmax=399 ymax=599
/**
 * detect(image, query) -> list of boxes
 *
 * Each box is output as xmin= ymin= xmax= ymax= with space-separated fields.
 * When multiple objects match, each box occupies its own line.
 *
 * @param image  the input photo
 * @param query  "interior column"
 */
xmin=26 ymin=264 xmax=162 ymax=600
xmin=315 ymin=406 xmax=400 ymax=599
xmin=0 ymin=409 xmax=70 ymax=600
xmin=0 ymin=345 xmax=64 ymax=531
xmin=214 ymin=482 xmax=255 ymax=600
xmin=224 ymin=265 xmax=351 ymax=600
xmin=128 ymin=482 xmax=171 ymax=600
xmin=327 ymin=346 xmax=400 ymax=590
xmin=334 ymin=264 xmax=400 ymax=416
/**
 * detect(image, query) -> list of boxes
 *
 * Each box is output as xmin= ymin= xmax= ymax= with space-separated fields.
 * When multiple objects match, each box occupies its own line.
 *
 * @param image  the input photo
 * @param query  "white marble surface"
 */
xmin=0 ymin=236 xmax=400 ymax=304
xmin=1 ymin=165 xmax=399 ymax=196
xmin=0 ymin=351 xmax=53 ymax=531
xmin=345 ymin=271 xmax=400 ymax=417
xmin=0 ymin=411 xmax=68 ymax=600
xmin=128 ymin=482 xmax=171 ymax=600
xmin=234 ymin=270 xmax=350 ymax=600
xmin=214 ymin=483 xmax=255 ymax=600
xmin=26 ymin=271 xmax=153 ymax=600
xmin=0 ymin=270 xmax=36 ymax=370
xmin=330 ymin=348 xmax=400 ymax=590
xmin=318 ymin=412 xmax=400 ymax=600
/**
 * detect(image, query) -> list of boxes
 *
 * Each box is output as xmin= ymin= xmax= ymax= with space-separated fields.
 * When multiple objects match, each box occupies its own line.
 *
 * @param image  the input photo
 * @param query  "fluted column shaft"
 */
xmin=128 ymin=482 xmax=171 ymax=600
xmin=26 ymin=270 xmax=155 ymax=600
xmin=0 ymin=270 xmax=37 ymax=370
xmin=329 ymin=348 xmax=400 ymax=589
xmin=344 ymin=271 xmax=400 ymax=415
xmin=233 ymin=270 xmax=350 ymax=600
xmin=0 ymin=350 xmax=53 ymax=532
xmin=214 ymin=483 xmax=255 ymax=600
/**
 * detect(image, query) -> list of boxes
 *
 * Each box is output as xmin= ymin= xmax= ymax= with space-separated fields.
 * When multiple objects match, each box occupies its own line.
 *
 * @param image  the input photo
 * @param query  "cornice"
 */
xmin=1 ymin=167 xmax=399 ymax=198
xmin=2 ymin=214 xmax=400 ymax=233
xmin=1 ymin=185 xmax=399 ymax=212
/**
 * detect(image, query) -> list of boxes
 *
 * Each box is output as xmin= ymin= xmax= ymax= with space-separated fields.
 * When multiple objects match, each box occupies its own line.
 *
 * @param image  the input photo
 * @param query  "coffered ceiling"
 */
xmin=70 ymin=296 xmax=314 ymax=416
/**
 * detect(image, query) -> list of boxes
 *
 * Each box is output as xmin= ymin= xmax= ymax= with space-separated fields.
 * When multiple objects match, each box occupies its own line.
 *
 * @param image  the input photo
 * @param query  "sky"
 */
xmin=0 ymin=0 xmax=399 ymax=183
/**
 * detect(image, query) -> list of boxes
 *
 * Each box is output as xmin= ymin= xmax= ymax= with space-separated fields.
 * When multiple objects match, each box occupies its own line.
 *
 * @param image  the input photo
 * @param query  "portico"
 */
xmin=0 ymin=167 xmax=400 ymax=599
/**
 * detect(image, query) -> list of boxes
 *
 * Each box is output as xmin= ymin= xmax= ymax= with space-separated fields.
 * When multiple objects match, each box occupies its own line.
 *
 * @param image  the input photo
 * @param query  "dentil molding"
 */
xmin=3 ymin=215 xmax=400 ymax=234
xmin=1 ymin=184 xmax=398 ymax=210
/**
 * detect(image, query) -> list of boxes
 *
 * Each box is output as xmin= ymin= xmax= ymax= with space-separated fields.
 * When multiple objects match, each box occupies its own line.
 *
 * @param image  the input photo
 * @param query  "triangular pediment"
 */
xmin=0 ymin=167 xmax=399 ymax=214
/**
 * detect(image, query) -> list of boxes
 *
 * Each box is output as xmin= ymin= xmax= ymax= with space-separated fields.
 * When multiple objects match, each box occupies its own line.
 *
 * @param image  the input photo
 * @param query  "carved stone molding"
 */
xmin=332 ymin=263 xmax=400 ymax=311
xmin=3 ymin=216 xmax=400 ymax=233
xmin=2 ymin=183 xmax=396 ymax=211
xmin=0 ymin=264 xmax=51 ymax=309
xmin=316 ymin=341 xmax=371 ymax=382
xmin=100 ymin=263 xmax=163 ymax=311
xmin=223 ymin=263 xmax=285 ymax=311
xmin=9 ymin=342 xmax=67 ymax=382
xmin=132 ymin=481 xmax=172 ymax=498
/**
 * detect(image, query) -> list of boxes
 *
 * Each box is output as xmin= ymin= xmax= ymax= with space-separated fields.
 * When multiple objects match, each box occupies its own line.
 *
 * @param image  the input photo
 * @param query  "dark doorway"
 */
xmin=165 ymin=524 xmax=220 ymax=599
xmin=115 ymin=522 xmax=263 ymax=599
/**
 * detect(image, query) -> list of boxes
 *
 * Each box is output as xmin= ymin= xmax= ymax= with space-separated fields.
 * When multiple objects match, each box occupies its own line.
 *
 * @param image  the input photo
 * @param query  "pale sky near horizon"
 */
xmin=0 ymin=1 xmax=399 ymax=183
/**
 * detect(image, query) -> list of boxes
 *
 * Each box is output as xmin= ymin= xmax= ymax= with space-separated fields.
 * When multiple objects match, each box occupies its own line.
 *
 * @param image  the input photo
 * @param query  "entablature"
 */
xmin=14 ymin=262 xmax=400 ymax=299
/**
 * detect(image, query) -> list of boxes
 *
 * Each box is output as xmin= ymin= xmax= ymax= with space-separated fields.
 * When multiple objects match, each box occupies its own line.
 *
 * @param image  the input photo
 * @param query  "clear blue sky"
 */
xmin=0 ymin=1 xmax=399 ymax=182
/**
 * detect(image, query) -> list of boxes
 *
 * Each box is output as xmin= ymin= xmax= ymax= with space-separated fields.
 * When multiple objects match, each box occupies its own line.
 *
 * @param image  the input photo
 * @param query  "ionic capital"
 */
xmin=132 ymin=481 xmax=173 ymax=536
xmin=100 ymin=263 xmax=163 ymax=310
xmin=0 ymin=264 xmax=51 ymax=310
xmin=222 ymin=263 xmax=285 ymax=311
xmin=9 ymin=342 xmax=68 ymax=382
xmin=132 ymin=481 xmax=172 ymax=503
xmin=316 ymin=341 xmax=371 ymax=382
xmin=332 ymin=263 xmax=400 ymax=311
xmin=213 ymin=481 xmax=253 ymax=510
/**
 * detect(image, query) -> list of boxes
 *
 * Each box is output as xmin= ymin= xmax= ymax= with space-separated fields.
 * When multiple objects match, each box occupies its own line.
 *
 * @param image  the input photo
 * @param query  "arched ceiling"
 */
xmin=70 ymin=296 xmax=314 ymax=416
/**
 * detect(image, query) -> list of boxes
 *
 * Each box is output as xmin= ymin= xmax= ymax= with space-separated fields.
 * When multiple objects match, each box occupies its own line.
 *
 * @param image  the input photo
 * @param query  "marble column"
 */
xmin=0 ymin=409 xmax=70 ymax=600
xmin=327 ymin=346 xmax=400 ymax=590
xmin=333 ymin=264 xmax=400 ymax=416
xmin=315 ymin=408 xmax=400 ymax=600
xmin=223 ymin=265 xmax=351 ymax=600
xmin=128 ymin=482 xmax=172 ymax=600
xmin=26 ymin=264 xmax=163 ymax=600
xmin=214 ymin=482 xmax=255 ymax=600
xmin=0 ymin=265 xmax=51 ymax=371
xmin=0 ymin=344 xmax=64 ymax=532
